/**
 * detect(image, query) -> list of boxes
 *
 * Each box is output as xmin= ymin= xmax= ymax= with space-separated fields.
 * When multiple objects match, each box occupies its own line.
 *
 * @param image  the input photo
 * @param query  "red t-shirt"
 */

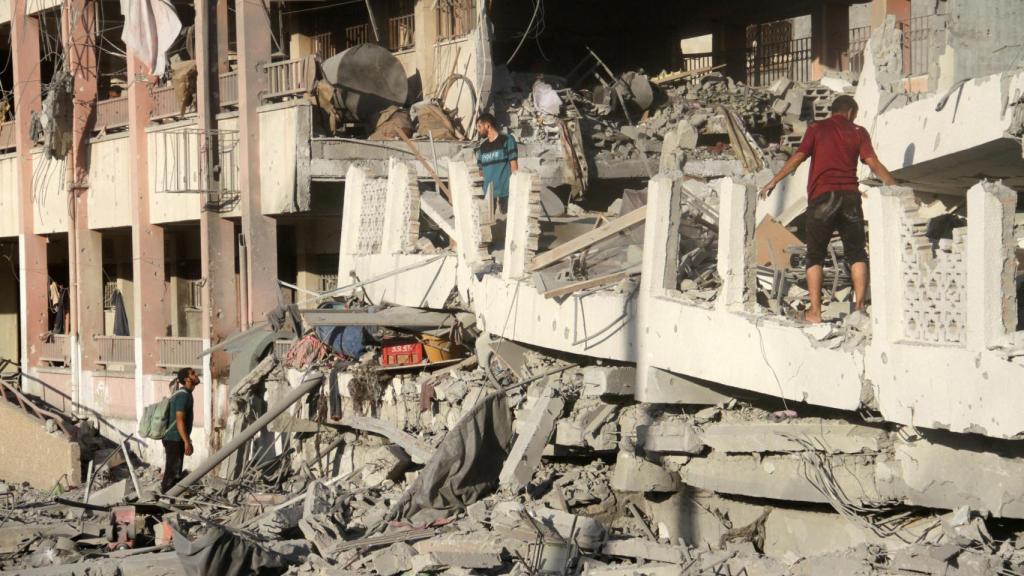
xmin=796 ymin=115 xmax=877 ymax=201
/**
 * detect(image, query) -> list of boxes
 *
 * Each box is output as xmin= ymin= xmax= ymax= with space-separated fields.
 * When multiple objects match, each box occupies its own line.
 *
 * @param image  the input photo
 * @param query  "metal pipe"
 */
xmin=166 ymin=371 xmax=325 ymax=497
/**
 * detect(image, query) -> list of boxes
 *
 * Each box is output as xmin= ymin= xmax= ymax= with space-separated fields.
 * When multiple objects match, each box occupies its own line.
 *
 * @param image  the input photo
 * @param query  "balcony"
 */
xmin=157 ymin=337 xmax=203 ymax=370
xmin=94 ymin=335 xmax=135 ymax=369
xmin=94 ymin=96 xmax=129 ymax=132
xmin=262 ymin=58 xmax=314 ymax=102
xmin=0 ymin=121 xmax=15 ymax=152
xmin=387 ymin=14 xmax=415 ymax=52
xmin=39 ymin=334 xmax=70 ymax=365
xmin=150 ymin=71 xmax=240 ymax=123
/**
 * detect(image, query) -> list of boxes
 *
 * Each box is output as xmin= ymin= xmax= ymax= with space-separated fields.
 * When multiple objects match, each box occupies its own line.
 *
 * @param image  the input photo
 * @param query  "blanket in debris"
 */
xmin=386 ymin=390 xmax=513 ymax=525
xmin=173 ymin=523 xmax=304 ymax=576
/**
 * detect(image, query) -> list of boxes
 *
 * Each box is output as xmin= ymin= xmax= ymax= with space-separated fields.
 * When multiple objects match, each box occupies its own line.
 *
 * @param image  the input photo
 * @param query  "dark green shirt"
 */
xmin=163 ymin=388 xmax=194 ymax=442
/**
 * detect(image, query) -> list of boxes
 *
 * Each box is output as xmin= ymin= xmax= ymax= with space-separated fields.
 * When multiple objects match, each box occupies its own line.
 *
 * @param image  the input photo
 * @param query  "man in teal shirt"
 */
xmin=161 ymin=367 xmax=198 ymax=493
xmin=475 ymin=113 xmax=518 ymax=215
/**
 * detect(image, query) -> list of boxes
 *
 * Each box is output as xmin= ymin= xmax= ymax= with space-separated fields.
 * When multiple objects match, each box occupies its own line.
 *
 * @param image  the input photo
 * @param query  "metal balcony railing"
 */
xmin=219 ymin=70 xmax=239 ymax=109
xmin=0 ymin=121 xmax=15 ymax=152
xmin=150 ymin=84 xmax=186 ymax=123
xmin=387 ymin=14 xmax=415 ymax=52
xmin=262 ymin=58 xmax=314 ymax=102
xmin=312 ymin=31 xmax=338 ymax=61
xmin=95 ymin=335 xmax=135 ymax=368
xmin=157 ymin=337 xmax=204 ymax=369
xmin=152 ymin=127 xmax=240 ymax=196
xmin=94 ymin=96 xmax=129 ymax=131
xmin=345 ymin=23 xmax=373 ymax=48
xmin=39 ymin=334 xmax=70 ymax=365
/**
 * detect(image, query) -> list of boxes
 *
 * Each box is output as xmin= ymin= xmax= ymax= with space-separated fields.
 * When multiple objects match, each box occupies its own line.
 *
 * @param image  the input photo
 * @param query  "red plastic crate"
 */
xmin=380 ymin=340 xmax=424 ymax=366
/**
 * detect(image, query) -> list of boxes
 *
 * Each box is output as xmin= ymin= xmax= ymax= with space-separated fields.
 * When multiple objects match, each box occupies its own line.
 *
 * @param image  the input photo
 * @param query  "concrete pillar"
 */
xmin=216 ymin=0 xmax=231 ymax=73
xmin=635 ymin=175 xmax=675 ymax=402
xmin=12 ymin=7 xmax=49 ymax=371
xmin=870 ymin=0 xmax=910 ymax=28
xmin=715 ymin=179 xmax=755 ymax=312
xmin=639 ymin=177 xmax=679 ymax=294
xmin=966 ymin=181 xmax=1018 ymax=351
xmin=502 ymin=170 xmax=536 ymax=280
xmin=196 ymin=0 xmax=237 ymax=448
xmin=236 ymin=0 xmax=278 ymax=327
xmin=381 ymin=159 xmax=420 ymax=255
xmin=864 ymin=186 xmax=913 ymax=344
xmin=128 ymin=52 xmax=165 ymax=396
xmin=0 ymin=245 xmax=18 ymax=361
xmin=713 ymin=21 xmax=748 ymax=84
xmin=811 ymin=2 xmax=850 ymax=79
xmin=75 ymin=230 xmax=103 ymax=364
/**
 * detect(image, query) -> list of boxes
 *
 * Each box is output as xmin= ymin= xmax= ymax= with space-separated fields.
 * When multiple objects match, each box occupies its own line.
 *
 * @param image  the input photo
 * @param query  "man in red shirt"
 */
xmin=760 ymin=96 xmax=896 ymax=323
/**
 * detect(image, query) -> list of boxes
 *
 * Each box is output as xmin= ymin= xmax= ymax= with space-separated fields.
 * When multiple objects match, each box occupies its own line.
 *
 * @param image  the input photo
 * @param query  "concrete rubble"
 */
xmin=2 ymin=6 xmax=1024 ymax=576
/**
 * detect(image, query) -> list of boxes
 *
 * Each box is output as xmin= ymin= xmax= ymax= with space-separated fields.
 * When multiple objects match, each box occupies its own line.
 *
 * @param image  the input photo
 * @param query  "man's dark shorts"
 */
xmin=805 ymin=190 xmax=868 ymax=268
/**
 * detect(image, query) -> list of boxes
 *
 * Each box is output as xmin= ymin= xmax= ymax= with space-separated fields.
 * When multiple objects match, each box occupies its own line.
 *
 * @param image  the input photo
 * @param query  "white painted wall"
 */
xmin=87 ymin=137 xmax=132 ymax=229
xmin=259 ymin=106 xmax=299 ymax=215
xmin=0 ymin=154 xmax=19 ymax=237
xmin=31 ymin=151 xmax=67 ymax=235
xmin=148 ymin=124 xmax=201 ymax=224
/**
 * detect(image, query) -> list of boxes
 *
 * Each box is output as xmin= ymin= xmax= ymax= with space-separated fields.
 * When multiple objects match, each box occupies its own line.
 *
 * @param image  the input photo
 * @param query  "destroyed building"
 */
xmin=1 ymin=0 xmax=1024 ymax=574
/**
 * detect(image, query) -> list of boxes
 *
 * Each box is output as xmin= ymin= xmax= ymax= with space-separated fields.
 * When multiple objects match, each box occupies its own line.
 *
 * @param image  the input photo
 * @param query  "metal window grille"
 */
xmin=186 ymin=280 xmax=203 ymax=310
xmin=319 ymin=274 xmax=339 ymax=293
xmin=103 ymin=281 xmax=117 ymax=309
xmin=153 ymin=128 xmax=240 ymax=196
xmin=436 ymin=0 xmax=475 ymax=41
xmin=846 ymin=26 xmax=871 ymax=77
xmin=746 ymin=36 xmax=813 ymax=86
xmin=387 ymin=13 xmax=416 ymax=52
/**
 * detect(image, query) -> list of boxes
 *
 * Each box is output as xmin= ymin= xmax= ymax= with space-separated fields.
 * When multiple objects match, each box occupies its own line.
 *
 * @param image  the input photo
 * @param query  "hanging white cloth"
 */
xmin=120 ymin=0 xmax=182 ymax=76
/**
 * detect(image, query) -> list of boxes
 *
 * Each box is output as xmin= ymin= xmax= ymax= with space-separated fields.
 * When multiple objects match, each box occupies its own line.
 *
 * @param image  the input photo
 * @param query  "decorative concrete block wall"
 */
xmin=380 ymin=159 xmax=421 ymax=255
xmin=899 ymin=205 xmax=967 ymax=345
xmin=502 ymin=170 xmax=541 ymax=280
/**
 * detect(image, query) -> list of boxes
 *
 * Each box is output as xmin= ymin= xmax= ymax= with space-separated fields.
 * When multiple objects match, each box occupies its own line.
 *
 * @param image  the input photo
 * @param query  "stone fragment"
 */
xmin=637 ymin=419 xmax=704 ymax=454
xmin=581 ymin=366 xmax=636 ymax=397
xmin=372 ymin=542 xmax=417 ymax=576
xmin=499 ymin=388 xmax=564 ymax=490
xmin=612 ymin=449 xmax=680 ymax=493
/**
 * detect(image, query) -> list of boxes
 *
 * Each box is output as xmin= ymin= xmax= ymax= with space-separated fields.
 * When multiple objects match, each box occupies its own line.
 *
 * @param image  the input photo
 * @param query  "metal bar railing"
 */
xmin=846 ymin=26 xmax=871 ymax=77
xmin=262 ymin=58 xmax=313 ymax=102
xmin=94 ymin=96 xmax=130 ymax=131
xmin=0 ymin=121 xmax=15 ymax=152
xmin=150 ymin=84 xmax=187 ymax=123
xmin=95 ymin=335 xmax=135 ymax=367
xmin=219 ymin=70 xmax=239 ymax=109
xmin=747 ymin=36 xmax=812 ymax=86
xmin=157 ymin=337 xmax=204 ymax=369
xmin=39 ymin=334 xmax=70 ymax=364
xmin=905 ymin=16 xmax=933 ymax=77
xmin=387 ymin=14 xmax=415 ymax=52
xmin=345 ymin=23 xmax=373 ymax=48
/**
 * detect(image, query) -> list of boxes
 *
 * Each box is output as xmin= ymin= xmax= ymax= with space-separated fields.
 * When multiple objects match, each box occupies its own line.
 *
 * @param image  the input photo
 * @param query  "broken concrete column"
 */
xmin=965 ymin=180 xmax=1017 ymax=351
xmin=636 ymin=419 xmax=703 ymax=454
xmin=715 ymin=178 xmax=756 ymax=312
xmin=499 ymin=387 xmax=564 ymax=490
xmin=448 ymin=161 xmax=491 ymax=286
xmin=581 ymin=365 xmax=636 ymax=397
xmin=380 ymin=159 xmax=420 ymax=255
xmin=502 ymin=170 xmax=539 ymax=280
xmin=864 ymin=186 xmax=915 ymax=344
xmin=337 ymin=165 xmax=368 ymax=284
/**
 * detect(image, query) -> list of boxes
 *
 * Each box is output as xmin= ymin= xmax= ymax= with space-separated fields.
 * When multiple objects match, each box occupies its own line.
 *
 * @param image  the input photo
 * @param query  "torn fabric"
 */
xmin=386 ymin=391 xmax=513 ymax=525
xmin=120 ymin=0 xmax=182 ymax=77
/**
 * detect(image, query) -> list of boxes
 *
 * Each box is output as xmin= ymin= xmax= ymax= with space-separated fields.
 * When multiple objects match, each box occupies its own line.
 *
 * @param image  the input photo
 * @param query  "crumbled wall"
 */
xmin=0 ymin=400 xmax=81 ymax=489
xmin=945 ymin=0 xmax=1024 ymax=84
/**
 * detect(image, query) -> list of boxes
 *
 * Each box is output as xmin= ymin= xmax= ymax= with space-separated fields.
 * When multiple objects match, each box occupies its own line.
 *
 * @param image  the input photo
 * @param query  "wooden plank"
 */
xmin=420 ymin=190 xmax=456 ymax=238
xmin=398 ymin=130 xmax=452 ymax=201
xmin=542 ymin=268 xmax=641 ymax=299
xmin=528 ymin=206 xmax=647 ymax=272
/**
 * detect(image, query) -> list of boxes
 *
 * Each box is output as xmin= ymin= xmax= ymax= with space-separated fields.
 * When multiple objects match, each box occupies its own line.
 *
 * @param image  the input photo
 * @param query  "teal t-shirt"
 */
xmin=163 ymin=389 xmax=194 ymax=442
xmin=476 ymin=134 xmax=518 ymax=199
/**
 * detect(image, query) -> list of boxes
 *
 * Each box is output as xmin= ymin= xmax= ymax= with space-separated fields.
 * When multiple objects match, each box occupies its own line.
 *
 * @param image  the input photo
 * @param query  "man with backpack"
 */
xmin=161 ymin=367 xmax=199 ymax=494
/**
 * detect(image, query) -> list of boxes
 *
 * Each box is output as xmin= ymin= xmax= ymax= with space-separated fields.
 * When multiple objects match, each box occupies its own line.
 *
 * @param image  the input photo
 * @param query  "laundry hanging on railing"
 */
xmin=119 ymin=0 xmax=182 ymax=76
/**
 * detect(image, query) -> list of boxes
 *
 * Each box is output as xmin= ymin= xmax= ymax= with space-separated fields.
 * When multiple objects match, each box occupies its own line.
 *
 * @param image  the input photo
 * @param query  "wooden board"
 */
xmin=528 ymin=206 xmax=647 ymax=272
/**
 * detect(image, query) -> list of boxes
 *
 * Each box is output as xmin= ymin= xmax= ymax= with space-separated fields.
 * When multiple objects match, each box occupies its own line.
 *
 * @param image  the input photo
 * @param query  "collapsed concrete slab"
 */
xmin=499 ymin=388 xmax=564 ymax=490
xmin=698 ymin=421 xmax=890 ymax=454
xmin=0 ymin=400 xmax=81 ymax=490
